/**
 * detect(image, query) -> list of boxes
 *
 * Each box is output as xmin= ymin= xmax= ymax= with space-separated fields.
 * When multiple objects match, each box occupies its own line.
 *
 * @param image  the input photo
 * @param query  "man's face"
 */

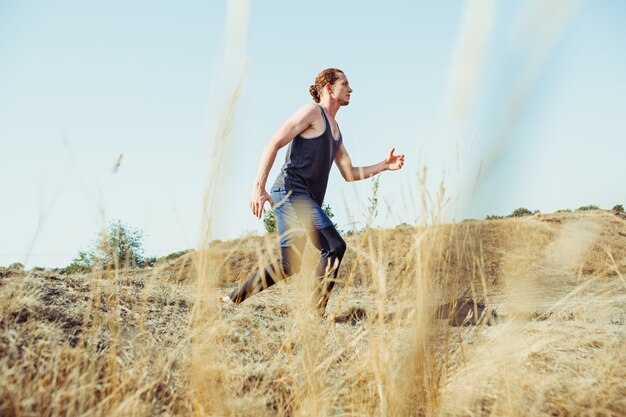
xmin=328 ymin=73 xmax=353 ymax=106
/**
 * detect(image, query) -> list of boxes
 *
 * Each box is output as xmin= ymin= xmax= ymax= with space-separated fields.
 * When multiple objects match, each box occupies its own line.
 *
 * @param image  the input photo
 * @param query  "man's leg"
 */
xmin=310 ymin=225 xmax=346 ymax=313
xmin=229 ymin=189 xmax=306 ymax=304
xmin=228 ymin=236 xmax=306 ymax=303
xmin=289 ymin=194 xmax=346 ymax=314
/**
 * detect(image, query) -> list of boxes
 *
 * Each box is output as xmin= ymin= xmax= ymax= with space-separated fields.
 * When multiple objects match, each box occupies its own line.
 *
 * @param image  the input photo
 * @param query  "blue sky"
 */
xmin=1 ymin=0 xmax=625 ymax=268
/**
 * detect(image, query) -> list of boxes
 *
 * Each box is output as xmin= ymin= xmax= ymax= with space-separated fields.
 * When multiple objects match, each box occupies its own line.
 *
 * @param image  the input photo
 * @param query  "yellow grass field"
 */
xmin=2 ymin=210 xmax=625 ymax=416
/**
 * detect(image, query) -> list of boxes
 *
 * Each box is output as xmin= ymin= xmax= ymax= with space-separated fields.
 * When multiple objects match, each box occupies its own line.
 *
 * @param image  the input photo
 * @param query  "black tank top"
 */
xmin=272 ymin=105 xmax=343 ymax=205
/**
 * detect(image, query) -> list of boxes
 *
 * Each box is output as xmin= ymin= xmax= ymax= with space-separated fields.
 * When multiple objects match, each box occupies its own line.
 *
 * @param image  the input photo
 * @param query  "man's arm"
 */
xmin=334 ymin=144 xmax=405 ymax=182
xmin=250 ymin=104 xmax=319 ymax=219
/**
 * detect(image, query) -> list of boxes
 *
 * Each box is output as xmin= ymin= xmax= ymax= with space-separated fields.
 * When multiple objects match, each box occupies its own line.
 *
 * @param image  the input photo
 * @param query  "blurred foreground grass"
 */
xmin=1 ymin=210 xmax=625 ymax=416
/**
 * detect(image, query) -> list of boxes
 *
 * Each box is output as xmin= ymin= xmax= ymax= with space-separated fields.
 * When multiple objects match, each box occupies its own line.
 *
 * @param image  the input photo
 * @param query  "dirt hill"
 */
xmin=1 ymin=210 xmax=625 ymax=416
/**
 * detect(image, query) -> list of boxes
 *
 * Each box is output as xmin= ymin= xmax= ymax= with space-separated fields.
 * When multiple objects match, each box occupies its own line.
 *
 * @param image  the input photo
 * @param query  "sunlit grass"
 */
xmin=2 ymin=1 xmax=625 ymax=416
xmin=1 ymin=209 xmax=625 ymax=416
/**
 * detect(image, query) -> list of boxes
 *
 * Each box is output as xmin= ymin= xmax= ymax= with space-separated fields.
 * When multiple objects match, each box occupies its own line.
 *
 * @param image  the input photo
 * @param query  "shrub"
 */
xmin=264 ymin=203 xmax=339 ymax=234
xmin=161 ymin=249 xmax=192 ymax=262
xmin=63 ymin=251 xmax=92 ymax=274
xmin=8 ymin=262 xmax=24 ymax=271
xmin=577 ymin=205 xmax=600 ymax=211
xmin=263 ymin=208 xmax=277 ymax=234
xmin=98 ymin=220 xmax=146 ymax=269
xmin=144 ymin=257 xmax=157 ymax=267
xmin=62 ymin=220 xmax=147 ymax=273
xmin=486 ymin=215 xmax=504 ymax=220
xmin=322 ymin=202 xmax=339 ymax=231
xmin=509 ymin=207 xmax=533 ymax=217
xmin=612 ymin=204 xmax=624 ymax=213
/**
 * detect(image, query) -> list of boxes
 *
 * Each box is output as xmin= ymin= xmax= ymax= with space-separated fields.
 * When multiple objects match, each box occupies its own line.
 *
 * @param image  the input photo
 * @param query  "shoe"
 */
xmin=218 ymin=295 xmax=233 ymax=304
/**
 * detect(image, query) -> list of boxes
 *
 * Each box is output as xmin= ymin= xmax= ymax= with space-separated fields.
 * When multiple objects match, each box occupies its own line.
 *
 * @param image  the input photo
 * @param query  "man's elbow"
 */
xmin=342 ymin=171 xmax=356 ymax=182
xmin=266 ymin=139 xmax=284 ymax=154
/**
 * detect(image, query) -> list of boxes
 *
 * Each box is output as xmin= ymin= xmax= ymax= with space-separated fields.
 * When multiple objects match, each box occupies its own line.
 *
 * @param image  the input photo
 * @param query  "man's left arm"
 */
xmin=334 ymin=144 xmax=405 ymax=182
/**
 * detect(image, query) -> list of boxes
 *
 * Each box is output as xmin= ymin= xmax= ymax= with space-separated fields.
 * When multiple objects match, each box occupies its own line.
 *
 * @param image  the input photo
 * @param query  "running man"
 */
xmin=222 ymin=68 xmax=405 ymax=315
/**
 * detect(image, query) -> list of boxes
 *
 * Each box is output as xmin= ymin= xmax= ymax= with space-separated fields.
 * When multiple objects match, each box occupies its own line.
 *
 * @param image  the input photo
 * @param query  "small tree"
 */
xmin=62 ymin=220 xmax=147 ymax=273
xmin=263 ymin=208 xmax=277 ymax=234
xmin=262 ymin=203 xmax=339 ymax=234
xmin=63 ymin=251 xmax=93 ymax=274
xmin=510 ymin=207 xmax=533 ymax=217
xmin=612 ymin=204 xmax=624 ymax=213
xmin=8 ymin=262 xmax=24 ymax=271
xmin=322 ymin=202 xmax=339 ymax=231
xmin=94 ymin=220 xmax=145 ymax=269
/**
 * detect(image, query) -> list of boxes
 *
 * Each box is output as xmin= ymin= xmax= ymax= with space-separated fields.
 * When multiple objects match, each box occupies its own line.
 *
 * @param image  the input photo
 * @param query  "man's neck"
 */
xmin=319 ymin=98 xmax=340 ymax=119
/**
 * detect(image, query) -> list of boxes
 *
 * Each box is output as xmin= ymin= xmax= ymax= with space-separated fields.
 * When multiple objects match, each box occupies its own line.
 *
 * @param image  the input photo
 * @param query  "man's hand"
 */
xmin=250 ymin=187 xmax=274 ymax=219
xmin=385 ymin=148 xmax=405 ymax=171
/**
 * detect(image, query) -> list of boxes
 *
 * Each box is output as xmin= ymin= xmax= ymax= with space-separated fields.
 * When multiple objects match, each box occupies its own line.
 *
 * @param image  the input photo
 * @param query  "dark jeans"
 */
xmin=229 ymin=190 xmax=346 ymax=313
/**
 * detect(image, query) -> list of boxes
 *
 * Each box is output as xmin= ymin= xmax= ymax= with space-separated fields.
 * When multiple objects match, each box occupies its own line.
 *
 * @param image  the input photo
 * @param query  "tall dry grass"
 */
xmin=3 ymin=1 xmax=625 ymax=416
xmin=2 ymin=210 xmax=625 ymax=416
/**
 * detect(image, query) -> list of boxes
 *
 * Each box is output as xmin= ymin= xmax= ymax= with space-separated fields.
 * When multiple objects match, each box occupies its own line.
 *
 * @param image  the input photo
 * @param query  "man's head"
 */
xmin=309 ymin=68 xmax=352 ymax=106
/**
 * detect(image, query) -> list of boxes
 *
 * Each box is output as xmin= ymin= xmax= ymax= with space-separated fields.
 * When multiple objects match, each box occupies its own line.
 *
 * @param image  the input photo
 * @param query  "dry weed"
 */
xmin=2 ymin=211 xmax=625 ymax=416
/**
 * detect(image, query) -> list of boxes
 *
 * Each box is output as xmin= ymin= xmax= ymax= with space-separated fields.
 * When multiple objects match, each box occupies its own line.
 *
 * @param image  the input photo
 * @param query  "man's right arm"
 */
xmin=249 ymin=103 xmax=318 ymax=219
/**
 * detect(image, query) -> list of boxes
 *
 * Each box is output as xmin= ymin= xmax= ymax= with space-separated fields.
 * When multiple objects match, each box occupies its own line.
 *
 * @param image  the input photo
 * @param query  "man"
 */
xmin=222 ymin=68 xmax=405 ymax=315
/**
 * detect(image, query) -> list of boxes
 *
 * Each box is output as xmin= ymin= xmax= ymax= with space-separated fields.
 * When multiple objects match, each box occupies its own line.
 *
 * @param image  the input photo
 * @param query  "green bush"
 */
xmin=263 ymin=202 xmax=339 ymax=234
xmin=8 ymin=262 xmax=24 ymax=271
xmin=62 ymin=220 xmax=147 ymax=274
xmin=612 ymin=204 xmax=624 ymax=213
xmin=62 ymin=251 xmax=92 ymax=274
xmin=161 ymin=249 xmax=192 ymax=262
xmin=322 ymin=202 xmax=339 ymax=231
xmin=263 ymin=208 xmax=277 ymax=234
xmin=577 ymin=205 xmax=600 ymax=211
xmin=486 ymin=215 xmax=504 ymax=220
xmin=509 ymin=207 xmax=533 ymax=217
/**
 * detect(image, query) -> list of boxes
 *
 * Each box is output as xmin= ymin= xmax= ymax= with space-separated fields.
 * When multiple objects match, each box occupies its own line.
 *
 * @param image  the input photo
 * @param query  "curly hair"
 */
xmin=309 ymin=68 xmax=344 ymax=103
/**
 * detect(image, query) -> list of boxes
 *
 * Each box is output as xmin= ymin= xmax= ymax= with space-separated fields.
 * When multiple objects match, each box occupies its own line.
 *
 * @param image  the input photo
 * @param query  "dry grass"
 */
xmin=1 ymin=210 xmax=625 ymax=416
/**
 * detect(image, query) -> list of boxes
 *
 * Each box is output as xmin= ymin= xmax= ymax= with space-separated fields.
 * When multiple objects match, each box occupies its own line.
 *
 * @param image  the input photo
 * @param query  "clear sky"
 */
xmin=1 ymin=0 xmax=625 ymax=268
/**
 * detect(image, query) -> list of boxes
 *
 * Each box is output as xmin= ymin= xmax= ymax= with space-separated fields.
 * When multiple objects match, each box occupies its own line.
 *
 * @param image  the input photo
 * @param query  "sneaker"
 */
xmin=218 ymin=295 xmax=233 ymax=304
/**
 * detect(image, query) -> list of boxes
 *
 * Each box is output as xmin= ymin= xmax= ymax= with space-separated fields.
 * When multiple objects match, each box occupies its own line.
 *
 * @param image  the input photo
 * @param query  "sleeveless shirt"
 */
xmin=272 ymin=105 xmax=343 ymax=206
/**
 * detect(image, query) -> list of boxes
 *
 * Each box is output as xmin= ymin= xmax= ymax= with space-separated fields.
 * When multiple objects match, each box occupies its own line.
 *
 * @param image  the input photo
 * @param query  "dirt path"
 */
xmin=542 ymin=216 xmax=602 ymax=278
xmin=440 ymin=215 xmax=626 ymax=416
xmin=501 ymin=215 xmax=602 ymax=317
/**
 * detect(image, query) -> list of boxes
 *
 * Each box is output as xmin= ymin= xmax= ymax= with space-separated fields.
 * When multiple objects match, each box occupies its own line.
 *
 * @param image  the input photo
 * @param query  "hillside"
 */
xmin=1 ymin=210 xmax=625 ymax=416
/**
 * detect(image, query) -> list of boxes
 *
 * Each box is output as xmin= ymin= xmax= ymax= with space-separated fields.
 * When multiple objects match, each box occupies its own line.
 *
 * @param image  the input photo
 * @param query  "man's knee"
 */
xmin=281 ymin=256 xmax=301 ymax=276
xmin=280 ymin=244 xmax=303 ymax=276
xmin=330 ymin=236 xmax=346 ymax=260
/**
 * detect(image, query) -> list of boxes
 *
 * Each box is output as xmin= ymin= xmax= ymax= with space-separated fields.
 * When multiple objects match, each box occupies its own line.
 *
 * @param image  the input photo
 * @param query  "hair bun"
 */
xmin=309 ymin=85 xmax=320 ymax=103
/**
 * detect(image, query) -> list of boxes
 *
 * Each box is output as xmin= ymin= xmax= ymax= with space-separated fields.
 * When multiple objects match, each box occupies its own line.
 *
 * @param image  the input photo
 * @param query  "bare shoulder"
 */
xmin=283 ymin=103 xmax=322 ymax=134
xmin=289 ymin=103 xmax=320 ymax=122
